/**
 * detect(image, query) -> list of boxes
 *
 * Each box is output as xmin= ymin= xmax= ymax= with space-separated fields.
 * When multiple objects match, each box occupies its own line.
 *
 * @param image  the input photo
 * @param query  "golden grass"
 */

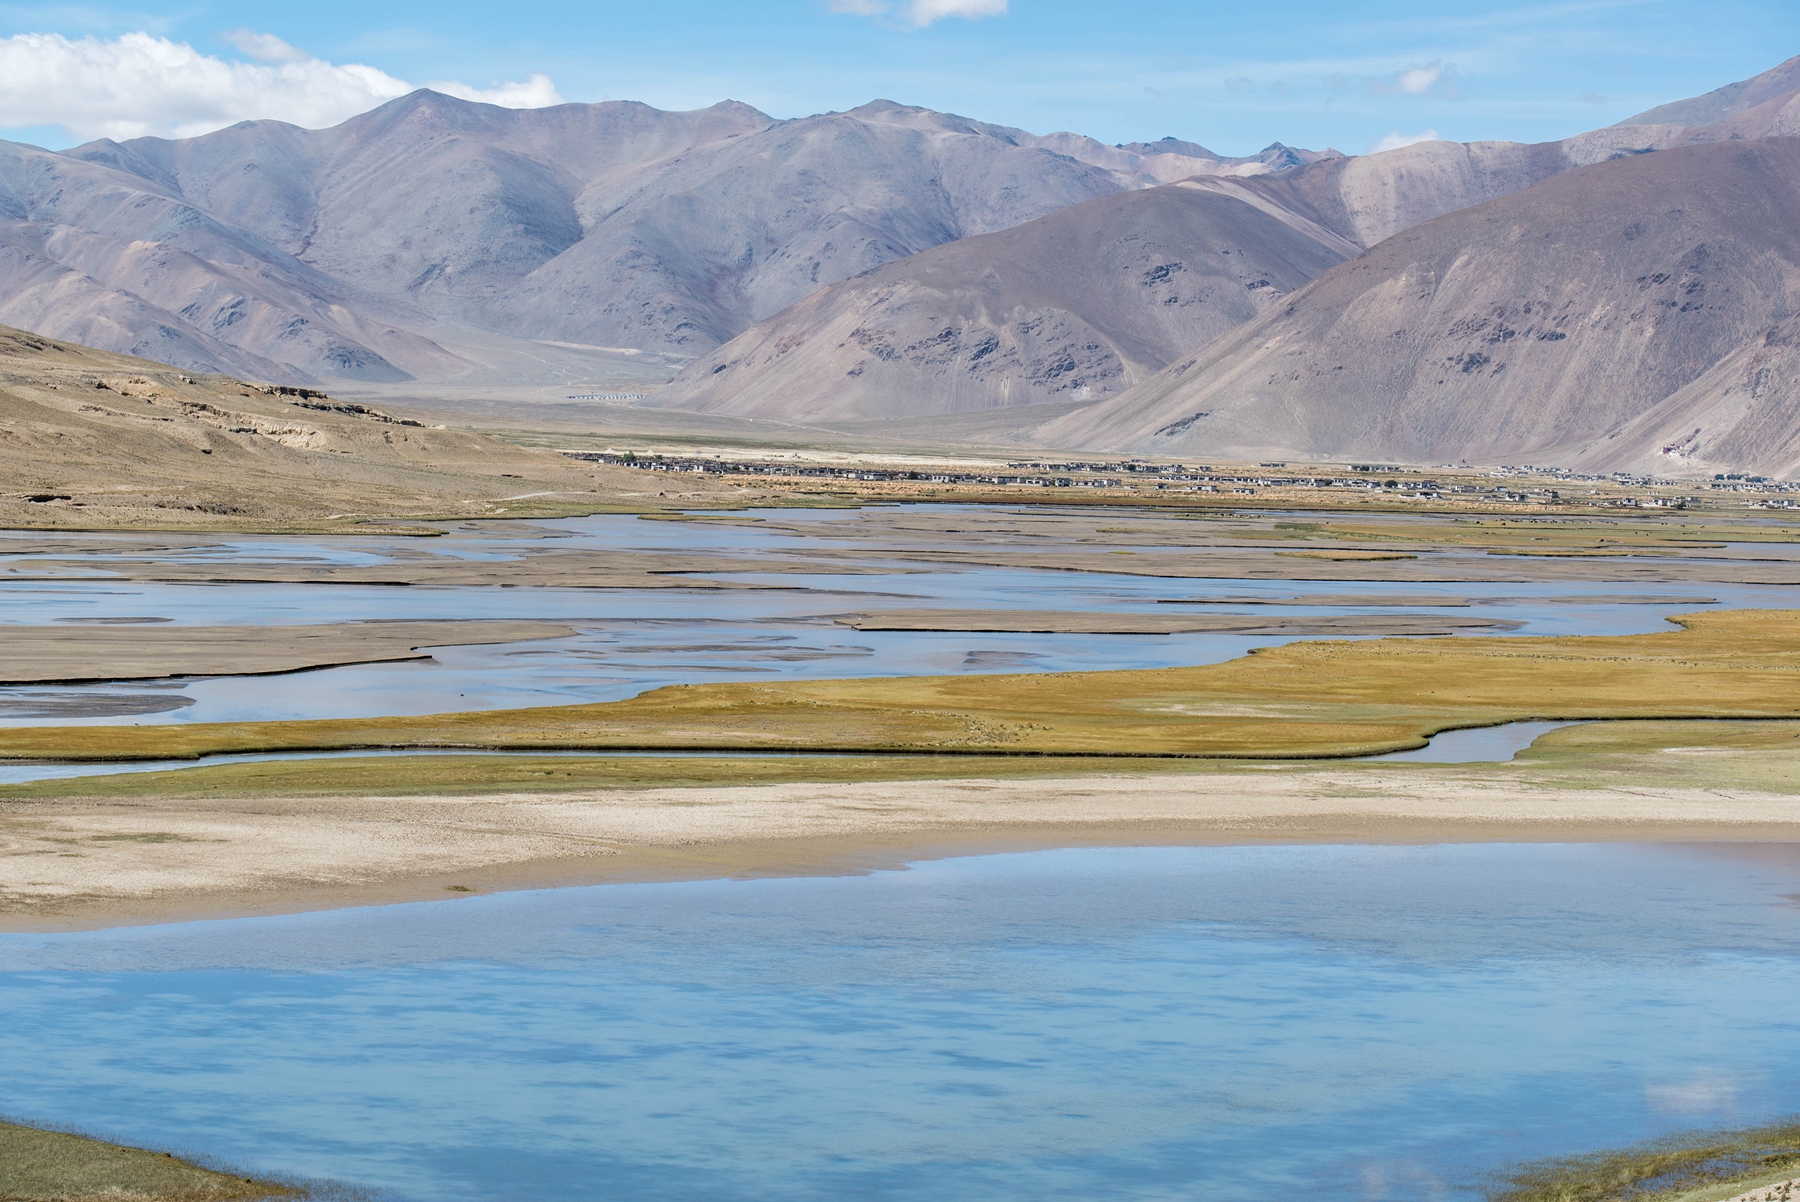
xmin=1488 ymin=1118 xmax=1800 ymax=1202
xmin=5 ymin=717 xmax=1800 ymax=802
xmin=5 ymin=609 xmax=1800 ymax=764
xmin=0 ymin=753 xmax=1222 ymax=801
xmin=0 ymin=1120 xmax=291 ymax=1201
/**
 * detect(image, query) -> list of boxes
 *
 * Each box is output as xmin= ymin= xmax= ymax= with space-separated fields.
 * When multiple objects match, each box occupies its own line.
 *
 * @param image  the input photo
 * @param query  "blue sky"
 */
xmin=0 ymin=0 xmax=1794 ymax=153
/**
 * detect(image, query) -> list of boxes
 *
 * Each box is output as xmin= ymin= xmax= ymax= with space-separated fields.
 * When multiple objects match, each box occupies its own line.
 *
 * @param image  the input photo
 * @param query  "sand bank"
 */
xmin=0 ymin=620 xmax=574 ymax=683
xmin=5 ymin=768 xmax=1799 ymax=930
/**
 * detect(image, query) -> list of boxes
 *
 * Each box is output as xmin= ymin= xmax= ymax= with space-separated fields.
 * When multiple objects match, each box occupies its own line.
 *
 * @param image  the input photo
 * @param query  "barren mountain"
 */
xmin=1620 ymin=54 xmax=1800 ymax=128
xmin=1036 ymin=138 xmax=1800 ymax=471
xmin=0 ymin=139 xmax=459 ymax=385
xmin=43 ymin=94 xmax=1278 ymax=380
xmin=653 ymin=180 xmax=1356 ymax=422
xmin=1213 ymin=55 xmax=1800 ymax=251
xmin=649 ymin=58 xmax=1800 ymax=429
xmin=1562 ymin=314 xmax=1800 ymax=478
xmin=0 ymin=56 xmax=1791 ymax=393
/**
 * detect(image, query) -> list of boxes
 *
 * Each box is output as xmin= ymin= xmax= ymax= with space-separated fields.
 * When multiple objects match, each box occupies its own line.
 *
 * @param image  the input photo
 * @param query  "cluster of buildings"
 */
xmin=566 ymin=449 xmax=1796 ymax=511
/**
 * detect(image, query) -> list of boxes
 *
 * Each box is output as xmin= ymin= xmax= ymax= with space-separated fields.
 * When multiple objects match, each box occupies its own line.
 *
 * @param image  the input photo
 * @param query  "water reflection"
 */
xmin=4 ymin=843 xmax=1799 ymax=1201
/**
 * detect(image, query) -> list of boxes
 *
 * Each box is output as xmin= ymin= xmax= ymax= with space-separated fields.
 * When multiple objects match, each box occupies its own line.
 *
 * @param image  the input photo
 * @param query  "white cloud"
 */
xmin=906 ymin=0 xmax=1008 ymax=24
xmin=1369 ymin=128 xmax=1441 ymax=153
xmin=1372 ymin=61 xmax=1458 ymax=99
xmin=433 ymin=73 xmax=562 ymax=109
xmin=0 ymin=31 xmax=563 ymax=143
xmin=1390 ymin=64 xmax=1441 ymax=94
xmin=829 ymin=0 xmax=1008 ymax=26
xmin=221 ymin=28 xmax=310 ymax=64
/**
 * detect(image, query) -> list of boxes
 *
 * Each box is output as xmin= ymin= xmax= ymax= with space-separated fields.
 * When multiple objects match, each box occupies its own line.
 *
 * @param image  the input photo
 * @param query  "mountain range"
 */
xmin=1 ymin=53 xmax=1799 ymax=472
xmin=0 ymin=94 xmax=1345 ymax=386
xmin=660 ymin=56 xmax=1800 ymax=436
xmin=1039 ymin=137 xmax=1800 ymax=477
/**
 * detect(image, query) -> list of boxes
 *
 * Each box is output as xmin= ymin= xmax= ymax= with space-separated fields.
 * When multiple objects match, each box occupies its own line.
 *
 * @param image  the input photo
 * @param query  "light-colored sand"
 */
xmin=5 ymin=769 xmax=1799 ymax=929
xmin=1718 ymin=1179 xmax=1798 ymax=1202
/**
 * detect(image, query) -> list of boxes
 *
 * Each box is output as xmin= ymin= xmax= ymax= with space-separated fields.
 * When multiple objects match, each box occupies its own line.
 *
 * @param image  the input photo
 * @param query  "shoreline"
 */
xmin=6 ymin=769 xmax=1799 ymax=932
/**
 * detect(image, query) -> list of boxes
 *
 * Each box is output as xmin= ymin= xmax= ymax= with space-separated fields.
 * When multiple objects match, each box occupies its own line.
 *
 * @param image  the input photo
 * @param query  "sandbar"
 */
xmin=6 ymin=766 xmax=1800 ymax=930
xmin=0 ymin=620 xmax=574 ymax=684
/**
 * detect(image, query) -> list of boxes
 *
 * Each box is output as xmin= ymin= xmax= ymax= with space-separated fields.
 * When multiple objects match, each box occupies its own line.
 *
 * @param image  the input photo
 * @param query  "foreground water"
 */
xmin=5 ymin=842 xmax=1799 ymax=1201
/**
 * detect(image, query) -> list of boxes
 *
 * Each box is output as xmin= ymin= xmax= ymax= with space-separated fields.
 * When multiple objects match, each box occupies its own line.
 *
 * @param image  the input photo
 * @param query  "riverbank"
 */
xmin=0 ymin=1119 xmax=293 ymax=1201
xmin=5 ymin=747 xmax=1799 ymax=930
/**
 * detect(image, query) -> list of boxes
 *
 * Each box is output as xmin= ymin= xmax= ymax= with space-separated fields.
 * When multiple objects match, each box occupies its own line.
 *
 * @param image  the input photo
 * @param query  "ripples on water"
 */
xmin=4 ymin=843 xmax=1800 ymax=1201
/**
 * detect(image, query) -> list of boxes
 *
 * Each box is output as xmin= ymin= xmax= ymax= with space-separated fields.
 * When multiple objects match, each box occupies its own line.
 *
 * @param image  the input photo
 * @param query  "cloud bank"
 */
xmin=830 ymin=0 xmax=1009 ymax=28
xmin=0 ymin=32 xmax=563 ymax=142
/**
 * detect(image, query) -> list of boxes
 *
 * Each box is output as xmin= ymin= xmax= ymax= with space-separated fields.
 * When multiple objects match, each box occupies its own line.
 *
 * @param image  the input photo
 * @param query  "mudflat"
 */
xmin=0 ymin=620 xmax=574 ymax=683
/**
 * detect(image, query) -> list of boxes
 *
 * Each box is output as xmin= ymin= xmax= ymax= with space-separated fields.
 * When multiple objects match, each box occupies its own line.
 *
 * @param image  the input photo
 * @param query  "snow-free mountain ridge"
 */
xmin=1036 ymin=136 xmax=1800 ymax=478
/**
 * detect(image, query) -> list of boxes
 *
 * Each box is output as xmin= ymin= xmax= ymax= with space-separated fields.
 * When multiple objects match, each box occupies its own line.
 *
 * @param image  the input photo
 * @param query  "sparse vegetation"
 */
xmin=2 ymin=609 xmax=1800 ymax=765
xmin=1488 ymin=1119 xmax=1800 ymax=1202
xmin=0 ymin=1119 xmax=294 ymax=1201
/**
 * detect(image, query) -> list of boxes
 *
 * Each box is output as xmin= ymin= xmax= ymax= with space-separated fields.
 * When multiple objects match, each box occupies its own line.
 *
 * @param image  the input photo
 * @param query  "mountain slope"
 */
xmin=652 ymin=180 xmax=1356 ymax=422
xmin=63 ymin=94 xmax=1269 ymax=364
xmin=0 ymin=139 xmax=461 ymax=384
xmin=1212 ymin=55 xmax=1800 ymax=252
xmin=1561 ymin=314 xmax=1800 ymax=478
xmin=0 ymin=58 xmax=1793 ymax=388
xmin=654 ymin=57 xmax=1800 ymax=432
xmin=1036 ymin=138 xmax=1800 ymax=469
xmin=1620 ymin=54 xmax=1800 ymax=127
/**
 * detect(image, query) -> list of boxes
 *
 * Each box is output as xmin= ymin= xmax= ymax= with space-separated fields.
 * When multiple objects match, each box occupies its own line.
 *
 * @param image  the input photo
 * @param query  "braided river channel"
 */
xmin=4 ymin=506 xmax=1800 ymax=1198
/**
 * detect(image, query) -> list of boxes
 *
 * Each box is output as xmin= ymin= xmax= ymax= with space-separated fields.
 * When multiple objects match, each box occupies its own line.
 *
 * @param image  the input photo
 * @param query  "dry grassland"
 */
xmin=0 ymin=608 xmax=1797 ymax=764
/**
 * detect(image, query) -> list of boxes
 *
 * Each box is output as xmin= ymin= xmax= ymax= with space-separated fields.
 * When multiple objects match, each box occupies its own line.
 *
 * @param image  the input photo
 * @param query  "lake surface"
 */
xmin=0 ymin=506 xmax=1775 ymax=726
xmin=5 ymin=842 xmax=1800 ymax=1201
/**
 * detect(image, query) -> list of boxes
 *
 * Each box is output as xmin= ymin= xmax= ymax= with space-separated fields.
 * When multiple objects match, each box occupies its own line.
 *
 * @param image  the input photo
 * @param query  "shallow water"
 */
xmin=4 ymin=843 xmax=1799 ymax=1201
xmin=0 ymin=507 xmax=1772 ymax=726
xmin=1369 ymin=720 xmax=1583 ymax=763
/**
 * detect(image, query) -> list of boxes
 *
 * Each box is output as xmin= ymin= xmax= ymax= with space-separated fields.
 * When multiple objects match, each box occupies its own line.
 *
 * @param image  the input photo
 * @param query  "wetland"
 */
xmin=8 ymin=500 xmax=1800 ymax=1201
